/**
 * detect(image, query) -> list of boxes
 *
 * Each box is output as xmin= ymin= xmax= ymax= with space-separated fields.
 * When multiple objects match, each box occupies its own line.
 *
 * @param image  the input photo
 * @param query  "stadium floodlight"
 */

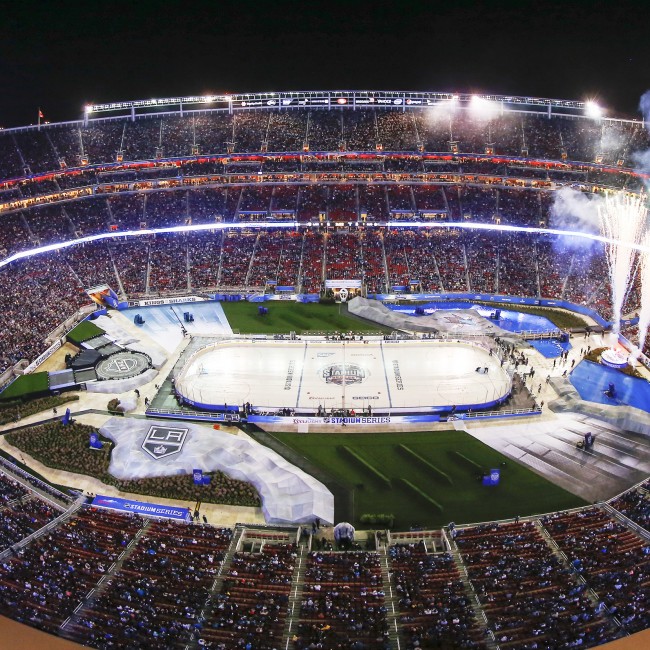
xmin=585 ymin=100 xmax=603 ymax=119
xmin=85 ymin=105 xmax=94 ymax=114
xmin=469 ymin=95 xmax=499 ymax=120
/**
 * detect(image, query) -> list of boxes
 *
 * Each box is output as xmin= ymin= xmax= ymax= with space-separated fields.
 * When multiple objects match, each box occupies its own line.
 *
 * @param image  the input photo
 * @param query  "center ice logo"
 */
xmin=321 ymin=363 xmax=366 ymax=386
xmin=105 ymin=357 xmax=138 ymax=374
xmin=141 ymin=426 xmax=188 ymax=460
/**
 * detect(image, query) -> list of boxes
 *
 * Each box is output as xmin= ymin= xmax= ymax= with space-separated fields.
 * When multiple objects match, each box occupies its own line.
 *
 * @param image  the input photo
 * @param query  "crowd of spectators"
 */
xmin=198 ymin=542 xmax=296 ymax=649
xmin=218 ymin=233 xmax=259 ymax=288
xmin=247 ymin=230 xmax=301 ymax=288
xmin=0 ymin=506 xmax=143 ymax=633
xmin=0 ymin=495 xmax=61 ymax=552
xmin=0 ymin=457 xmax=74 ymax=504
xmin=454 ymin=520 xmax=611 ymax=648
xmin=326 ymin=231 xmax=363 ymax=280
xmin=0 ymin=470 xmax=29 ymax=503
xmin=1 ymin=108 xmax=643 ymax=180
xmin=542 ymin=507 xmax=650 ymax=634
xmin=64 ymin=241 xmax=119 ymax=289
xmin=300 ymin=231 xmax=325 ymax=293
xmin=293 ymin=550 xmax=390 ymax=650
xmin=390 ymin=541 xmax=486 ymax=649
xmin=148 ymin=234 xmax=190 ymax=294
xmin=609 ymin=488 xmax=650 ymax=531
xmin=4 ymin=218 xmax=639 ymax=375
xmin=66 ymin=520 xmax=232 ymax=648
xmin=360 ymin=230 xmax=387 ymax=294
xmin=0 ymin=253 xmax=90 ymax=373
xmin=4 ymin=128 xmax=650 ymax=370
xmin=1 ymin=477 xmax=650 ymax=648
xmin=0 ymin=210 xmax=31 ymax=258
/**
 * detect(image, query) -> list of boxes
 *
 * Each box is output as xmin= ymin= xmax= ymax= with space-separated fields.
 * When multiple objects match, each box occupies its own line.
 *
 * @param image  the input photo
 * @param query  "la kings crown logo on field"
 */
xmin=141 ymin=425 xmax=188 ymax=460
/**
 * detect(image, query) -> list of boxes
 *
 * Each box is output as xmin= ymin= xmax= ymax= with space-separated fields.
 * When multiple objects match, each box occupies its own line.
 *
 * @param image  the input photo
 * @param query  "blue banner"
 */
xmin=91 ymin=495 xmax=191 ymax=521
xmin=202 ymin=475 xmax=211 ymax=486
xmin=193 ymin=469 xmax=203 ymax=485
xmin=248 ymin=414 xmax=442 ymax=425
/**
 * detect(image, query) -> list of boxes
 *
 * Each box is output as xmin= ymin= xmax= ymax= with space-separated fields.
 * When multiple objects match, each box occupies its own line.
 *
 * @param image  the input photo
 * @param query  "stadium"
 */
xmin=0 ymin=90 xmax=650 ymax=649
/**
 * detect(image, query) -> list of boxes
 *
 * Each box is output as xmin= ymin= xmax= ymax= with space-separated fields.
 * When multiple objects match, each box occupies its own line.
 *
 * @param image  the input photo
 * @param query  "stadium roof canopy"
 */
xmin=83 ymin=90 xmax=621 ymax=121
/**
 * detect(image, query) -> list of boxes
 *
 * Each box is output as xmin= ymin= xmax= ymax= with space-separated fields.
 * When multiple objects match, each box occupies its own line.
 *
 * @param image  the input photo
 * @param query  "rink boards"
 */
xmin=175 ymin=339 xmax=512 ymax=413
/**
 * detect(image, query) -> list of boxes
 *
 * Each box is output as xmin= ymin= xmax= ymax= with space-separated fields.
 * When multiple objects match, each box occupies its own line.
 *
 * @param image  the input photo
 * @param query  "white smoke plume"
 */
xmin=633 ymin=90 xmax=650 ymax=176
xmin=550 ymin=187 xmax=603 ymax=250
xmin=640 ymin=90 xmax=650 ymax=124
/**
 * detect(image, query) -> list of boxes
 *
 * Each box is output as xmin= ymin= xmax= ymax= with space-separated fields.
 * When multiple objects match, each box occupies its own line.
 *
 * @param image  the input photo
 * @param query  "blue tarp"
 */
xmin=570 ymin=360 xmax=650 ymax=414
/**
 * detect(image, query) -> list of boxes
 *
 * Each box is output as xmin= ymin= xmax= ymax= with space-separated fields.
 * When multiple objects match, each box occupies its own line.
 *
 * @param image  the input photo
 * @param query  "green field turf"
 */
xmin=221 ymin=301 xmax=391 ymax=334
xmin=66 ymin=320 xmax=105 ymax=344
xmin=273 ymin=430 xmax=586 ymax=528
xmin=0 ymin=372 xmax=49 ymax=401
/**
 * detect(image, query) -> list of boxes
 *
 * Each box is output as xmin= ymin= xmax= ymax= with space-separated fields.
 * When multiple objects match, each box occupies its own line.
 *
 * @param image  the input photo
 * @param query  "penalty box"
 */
xmin=175 ymin=338 xmax=512 ymax=414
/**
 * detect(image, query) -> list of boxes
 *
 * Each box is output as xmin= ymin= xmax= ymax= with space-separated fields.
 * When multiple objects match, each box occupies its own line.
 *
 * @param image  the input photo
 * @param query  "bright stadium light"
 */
xmin=469 ymin=95 xmax=499 ymax=120
xmin=585 ymin=100 xmax=603 ymax=119
xmin=3 ymin=219 xmax=650 ymax=271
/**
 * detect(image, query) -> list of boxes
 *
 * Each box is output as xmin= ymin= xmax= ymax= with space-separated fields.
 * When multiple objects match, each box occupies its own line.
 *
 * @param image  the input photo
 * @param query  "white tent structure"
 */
xmin=100 ymin=417 xmax=334 ymax=525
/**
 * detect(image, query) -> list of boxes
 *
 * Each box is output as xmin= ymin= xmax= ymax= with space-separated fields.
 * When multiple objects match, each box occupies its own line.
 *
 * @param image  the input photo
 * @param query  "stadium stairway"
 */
xmin=58 ymin=518 xmax=152 ymax=637
xmin=281 ymin=536 xmax=309 ymax=649
xmin=188 ymin=523 xmax=245 ymax=646
xmin=377 ymin=541 xmax=404 ymax=650
xmin=445 ymin=534 xmax=497 ymax=649
xmin=0 ymin=494 xmax=85 ymax=562
xmin=108 ymin=244 xmax=127 ymax=298
xmin=0 ymin=461 xmax=72 ymax=511
xmin=145 ymin=245 xmax=152 ymax=295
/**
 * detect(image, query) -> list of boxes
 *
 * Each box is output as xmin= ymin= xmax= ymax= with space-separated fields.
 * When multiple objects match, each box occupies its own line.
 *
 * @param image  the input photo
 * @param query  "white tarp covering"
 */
xmin=99 ymin=417 xmax=334 ymax=525
xmin=348 ymin=296 xmax=510 ymax=336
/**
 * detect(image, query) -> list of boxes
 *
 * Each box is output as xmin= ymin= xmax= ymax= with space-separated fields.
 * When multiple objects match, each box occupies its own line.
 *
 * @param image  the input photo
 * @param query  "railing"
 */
xmin=0 ymin=455 xmax=74 ymax=504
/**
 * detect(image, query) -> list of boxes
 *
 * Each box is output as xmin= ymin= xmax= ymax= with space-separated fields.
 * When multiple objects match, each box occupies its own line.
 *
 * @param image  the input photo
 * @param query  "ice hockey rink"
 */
xmin=175 ymin=339 xmax=512 ymax=413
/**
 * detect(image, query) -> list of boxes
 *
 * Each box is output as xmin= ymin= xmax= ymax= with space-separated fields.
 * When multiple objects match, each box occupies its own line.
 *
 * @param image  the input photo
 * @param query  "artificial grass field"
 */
xmin=0 ymin=371 xmax=49 ymax=401
xmin=220 ymin=301 xmax=391 ymax=334
xmin=221 ymin=298 xmax=587 ymax=336
xmin=273 ymin=429 xmax=586 ymax=529
xmin=66 ymin=320 xmax=105 ymax=345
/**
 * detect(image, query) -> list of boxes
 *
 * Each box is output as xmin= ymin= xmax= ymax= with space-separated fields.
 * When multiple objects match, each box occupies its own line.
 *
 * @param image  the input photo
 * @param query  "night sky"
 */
xmin=0 ymin=0 xmax=648 ymax=127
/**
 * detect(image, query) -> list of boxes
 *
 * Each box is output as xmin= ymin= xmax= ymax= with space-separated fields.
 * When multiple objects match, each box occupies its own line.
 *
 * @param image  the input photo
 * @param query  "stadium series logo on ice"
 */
xmin=141 ymin=425 xmax=188 ymax=460
xmin=321 ymin=363 xmax=367 ymax=386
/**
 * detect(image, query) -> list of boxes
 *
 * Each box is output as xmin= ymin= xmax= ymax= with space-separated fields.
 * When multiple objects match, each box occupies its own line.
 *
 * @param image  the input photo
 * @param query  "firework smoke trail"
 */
xmin=636 ymin=231 xmax=650 ymax=357
xmin=598 ymin=193 xmax=648 ymax=336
